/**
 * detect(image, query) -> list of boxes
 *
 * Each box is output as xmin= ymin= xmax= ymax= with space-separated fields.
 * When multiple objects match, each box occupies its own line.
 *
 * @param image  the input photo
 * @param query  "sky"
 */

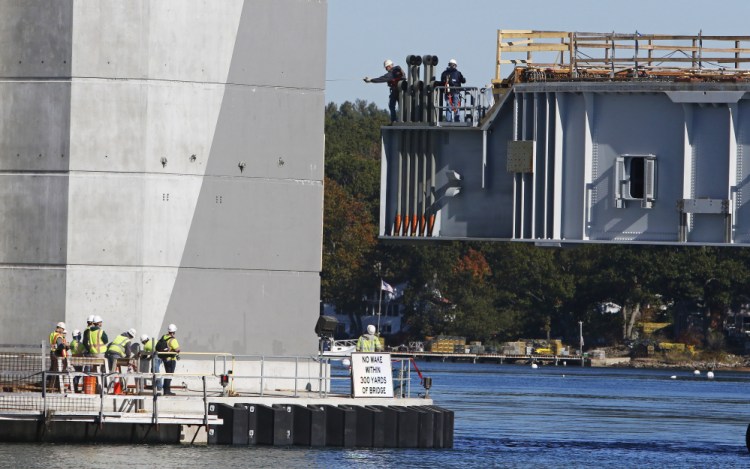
xmin=326 ymin=0 xmax=750 ymax=106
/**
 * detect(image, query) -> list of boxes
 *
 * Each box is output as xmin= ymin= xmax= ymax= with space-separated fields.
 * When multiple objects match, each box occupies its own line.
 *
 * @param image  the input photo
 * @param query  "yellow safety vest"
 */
xmin=70 ymin=339 xmax=85 ymax=357
xmin=357 ymin=335 xmax=378 ymax=352
xmin=49 ymin=331 xmax=67 ymax=357
xmin=88 ymin=328 xmax=107 ymax=354
xmin=143 ymin=339 xmax=154 ymax=353
xmin=162 ymin=334 xmax=180 ymax=361
xmin=107 ymin=334 xmax=131 ymax=356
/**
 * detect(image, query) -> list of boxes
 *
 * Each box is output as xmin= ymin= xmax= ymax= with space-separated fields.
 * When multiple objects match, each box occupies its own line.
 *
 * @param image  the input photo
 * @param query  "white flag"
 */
xmin=381 ymin=280 xmax=394 ymax=293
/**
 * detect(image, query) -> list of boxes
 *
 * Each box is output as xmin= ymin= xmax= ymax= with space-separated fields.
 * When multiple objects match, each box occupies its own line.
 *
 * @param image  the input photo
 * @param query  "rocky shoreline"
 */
xmin=605 ymin=356 xmax=750 ymax=372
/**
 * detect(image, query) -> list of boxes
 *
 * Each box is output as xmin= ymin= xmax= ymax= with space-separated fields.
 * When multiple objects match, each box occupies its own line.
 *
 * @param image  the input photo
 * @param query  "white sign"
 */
xmin=351 ymin=352 xmax=393 ymax=398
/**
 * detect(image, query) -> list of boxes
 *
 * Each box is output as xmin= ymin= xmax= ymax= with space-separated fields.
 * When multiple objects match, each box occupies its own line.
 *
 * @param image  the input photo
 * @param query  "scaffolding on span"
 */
xmin=493 ymin=30 xmax=750 ymax=87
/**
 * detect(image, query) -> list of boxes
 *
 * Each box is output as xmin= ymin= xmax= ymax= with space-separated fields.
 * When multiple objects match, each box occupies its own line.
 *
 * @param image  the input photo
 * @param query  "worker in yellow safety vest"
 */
xmin=356 ymin=324 xmax=383 ymax=352
xmin=158 ymin=324 xmax=181 ymax=396
xmin=136 ymin=334 xmax=157 ymax=393
xmin=47 ymin=322 xmax=69 ymax=391
xmin=83 ymin=316 xmax=108 ymax=375
xmin=69 ymin=329 xmax=85 ymax=392
xmin=106 ymin=328 xmax=136 ymax=371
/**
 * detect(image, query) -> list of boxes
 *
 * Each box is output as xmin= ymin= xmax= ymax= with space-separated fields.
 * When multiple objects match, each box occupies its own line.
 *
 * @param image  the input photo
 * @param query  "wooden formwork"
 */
xmin=494 ymin=30 xmax=750 ymax=86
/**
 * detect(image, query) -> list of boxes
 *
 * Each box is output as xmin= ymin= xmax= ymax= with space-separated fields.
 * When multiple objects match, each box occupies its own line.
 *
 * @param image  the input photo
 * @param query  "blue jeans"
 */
xmin=388 ymin=92 xmax=398 ymax=122
xmin=163 ymin=359 xmax=176 ymax=393
xmin=445 ymin=92 xmax=460 ymax=122
xmin=153 ymin=356 xmax=163 ymax=390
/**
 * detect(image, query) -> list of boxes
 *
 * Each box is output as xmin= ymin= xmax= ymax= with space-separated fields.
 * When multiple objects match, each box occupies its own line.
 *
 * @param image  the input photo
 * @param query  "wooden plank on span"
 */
xmin=499 ymin=30 xmax=569 ymax=39
xmin=500 ymin=44 xmax=569 ymax=53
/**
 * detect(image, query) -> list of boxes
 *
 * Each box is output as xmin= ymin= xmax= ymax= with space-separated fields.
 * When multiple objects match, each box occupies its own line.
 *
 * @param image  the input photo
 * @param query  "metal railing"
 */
xmin=0 ymin=345 xmax=426 ymax=427
xmin=432 ymin=86 xmax=493 ymax=126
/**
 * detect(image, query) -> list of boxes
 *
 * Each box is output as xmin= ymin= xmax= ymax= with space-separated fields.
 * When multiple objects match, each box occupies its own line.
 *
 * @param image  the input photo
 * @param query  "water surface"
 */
xmin=2 ymin=363 xmax=749 ymax=468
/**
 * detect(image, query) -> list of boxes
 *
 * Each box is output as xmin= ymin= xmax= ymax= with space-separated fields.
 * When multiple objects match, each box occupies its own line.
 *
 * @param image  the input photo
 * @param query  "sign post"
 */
xmin=351 ymin=353 xmax=393 ymax=398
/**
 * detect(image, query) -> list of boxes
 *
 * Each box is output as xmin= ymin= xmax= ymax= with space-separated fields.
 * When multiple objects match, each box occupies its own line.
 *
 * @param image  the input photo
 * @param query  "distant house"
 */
xmin=322 ymin=282 xmax=407 ymax=338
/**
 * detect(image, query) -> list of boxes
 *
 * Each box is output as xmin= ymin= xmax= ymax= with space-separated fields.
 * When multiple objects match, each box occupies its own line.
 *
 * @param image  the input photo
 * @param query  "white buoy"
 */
xmin=670 ymin=375 xmax=677 ymax=379
xmin=707 ymin=371 xmax=715 ymax=379
xmin=693 ymin=370 xmax=700 ymax=375
xmin=531 ymin=363 xmax=538 ymax=369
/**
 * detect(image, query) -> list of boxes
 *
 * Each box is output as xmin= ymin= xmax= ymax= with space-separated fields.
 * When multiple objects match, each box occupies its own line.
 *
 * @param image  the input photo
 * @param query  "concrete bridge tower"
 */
xmin=0 ymin=1 xmax=326 ymax=355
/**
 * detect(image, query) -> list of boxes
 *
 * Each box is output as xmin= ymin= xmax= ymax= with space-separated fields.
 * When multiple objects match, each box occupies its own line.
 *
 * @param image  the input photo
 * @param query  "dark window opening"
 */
xmin=629 ymin=157 xmax=645 ymax=199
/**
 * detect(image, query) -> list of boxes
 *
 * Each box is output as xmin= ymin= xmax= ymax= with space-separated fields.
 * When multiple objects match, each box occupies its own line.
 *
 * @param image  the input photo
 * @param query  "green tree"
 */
xmin=487 ymin=243 xmax=575 ymax=341
xmin=321 ymin=177 xmax=377 ymax=328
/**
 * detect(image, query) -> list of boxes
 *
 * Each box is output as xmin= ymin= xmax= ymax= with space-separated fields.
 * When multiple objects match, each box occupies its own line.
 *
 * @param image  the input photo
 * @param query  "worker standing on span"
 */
xmin=106 ymin=328 xmax=136 ymax=372
xmin=157 ymin=324 xmax=180 ymax=396
xmin=439 ymin=59 xmax=466 ymax=122
xmin=363 ymin=59 xmax=405 ymax=123
xmin=356 ymin=324 xmax=383 ymax=352
xmin=48 ymin=322 xmax=69 ymax=391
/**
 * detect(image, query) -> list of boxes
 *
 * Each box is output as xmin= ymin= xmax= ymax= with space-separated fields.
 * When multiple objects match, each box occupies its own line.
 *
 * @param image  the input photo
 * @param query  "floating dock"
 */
xmin=0 ymin=392 xmax=451 ymax=448
xmin=0 ymin=347 xmax=453 ymax=448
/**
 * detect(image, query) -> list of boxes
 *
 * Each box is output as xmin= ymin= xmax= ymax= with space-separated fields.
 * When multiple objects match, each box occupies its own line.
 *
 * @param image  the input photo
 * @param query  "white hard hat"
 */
xmin=57 ymin=322 xmax=66 ymax=329
xmin=73 ymin=329 xmax=81 ymax=336
xmin=93 ymin=315 xmax=102 ymax=323
xmin=86 ymin=315 xmax=94 ymax=323
xmin=140 ymin=334 xmax=149 ymax=342
xmin=367 ymin=324 xmax=376 ymax=334
xmin=127 ymin=328 xmax=136 ymax=338
xmin=449 ymin=58 xmax=457 ymax=66
xmin=383 ymin=59 xmax=393 ymax=69
xmin=168 ymin=324 xmax=177 ymax=333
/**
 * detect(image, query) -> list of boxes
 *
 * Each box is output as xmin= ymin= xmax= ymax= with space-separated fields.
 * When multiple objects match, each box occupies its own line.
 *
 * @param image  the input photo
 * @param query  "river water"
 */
xmin=2 ymin=362 xmax=750 ymax=468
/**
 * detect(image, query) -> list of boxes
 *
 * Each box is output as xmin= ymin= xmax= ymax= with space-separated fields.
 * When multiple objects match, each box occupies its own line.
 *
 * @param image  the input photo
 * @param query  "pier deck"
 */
xmin=391 ymin=351 xmax=588 ymax=365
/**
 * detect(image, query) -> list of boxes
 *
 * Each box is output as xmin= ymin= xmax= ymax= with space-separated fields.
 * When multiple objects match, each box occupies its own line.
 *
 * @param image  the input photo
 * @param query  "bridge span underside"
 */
xmin=380 ymin=82 xmax=750 ymax=246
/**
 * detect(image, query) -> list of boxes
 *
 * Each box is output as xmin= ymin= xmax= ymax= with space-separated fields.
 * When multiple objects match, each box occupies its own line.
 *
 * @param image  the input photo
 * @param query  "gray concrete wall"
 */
xmin=0 ymin=0 xmax=326 ymax=353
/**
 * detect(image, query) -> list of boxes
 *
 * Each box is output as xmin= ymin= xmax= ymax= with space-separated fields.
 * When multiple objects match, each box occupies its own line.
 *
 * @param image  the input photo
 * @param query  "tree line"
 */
xmin=323 ymin=100 xmax=750 ymax=351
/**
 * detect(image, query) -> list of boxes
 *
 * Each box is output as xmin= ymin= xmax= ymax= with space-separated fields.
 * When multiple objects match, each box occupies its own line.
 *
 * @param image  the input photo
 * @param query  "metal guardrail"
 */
xmin=0 ymin=345 xmax=424 ymax=428
xmin=432 ymin=86 xmax=494 ymax=126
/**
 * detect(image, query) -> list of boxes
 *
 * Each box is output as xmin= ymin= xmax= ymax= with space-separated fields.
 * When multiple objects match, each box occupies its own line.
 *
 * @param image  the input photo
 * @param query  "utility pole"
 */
xmin=375 ymin=262 xmax=382 ymax=333
xmin=578 ymin=320 xmax=584 ymax=367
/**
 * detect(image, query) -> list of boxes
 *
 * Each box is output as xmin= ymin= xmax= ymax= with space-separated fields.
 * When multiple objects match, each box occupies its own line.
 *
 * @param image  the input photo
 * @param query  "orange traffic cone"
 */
xmin=113 ymin=380 xmax=123 ymax=395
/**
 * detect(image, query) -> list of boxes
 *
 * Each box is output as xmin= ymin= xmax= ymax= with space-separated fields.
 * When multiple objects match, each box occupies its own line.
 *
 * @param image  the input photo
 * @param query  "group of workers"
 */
xmin=48 ymin=317 xmax=181 ymax=396
xmin=364 ymin=57 xmax=466 ymax=123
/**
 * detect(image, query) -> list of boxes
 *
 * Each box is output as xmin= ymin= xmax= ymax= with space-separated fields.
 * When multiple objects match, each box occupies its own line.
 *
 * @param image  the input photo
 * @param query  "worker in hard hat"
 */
xmin=70 ymin=330 xmax=85 ymax=357
xmin=157 ymin=324 xmax=181 ymax=396
xmin=70 ymin=330 xmax=85 ymax=392
xmin=439 ymin=58 xmax=466 ymax=122
xmin=83 ymin=315 xmax=108 ymax=375
xmin=47 ymin=322 xmax=69 ymax=391
xmin=356 ymin=324 xmax=383 ymax=352
xmin=136 ymin=334 xmax=157 ymax=393
xmin=138 ymin=334 xmax=155 ymax=370
xmin=363 ymin=59 xmax=405 ymax=123
xmin=106 ymin=328 xmax=137 ymax=372
xmin=81 ymin=315 xmax=94 ymax=356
